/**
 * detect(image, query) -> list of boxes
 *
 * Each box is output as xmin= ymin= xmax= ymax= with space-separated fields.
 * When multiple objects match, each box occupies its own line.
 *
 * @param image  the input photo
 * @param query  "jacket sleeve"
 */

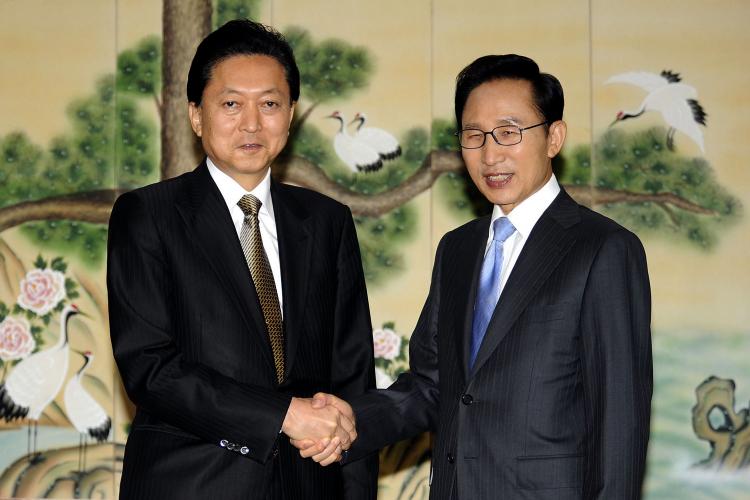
xmin=329 ymin=208 xmax=379 ymax=499
xmin=346 ymin=235 xmax=445 ymax=461
xmin=107 ymin=191 xmax=292 ymax=464
xmin=579 ymin=229 xmax=652 ymax=499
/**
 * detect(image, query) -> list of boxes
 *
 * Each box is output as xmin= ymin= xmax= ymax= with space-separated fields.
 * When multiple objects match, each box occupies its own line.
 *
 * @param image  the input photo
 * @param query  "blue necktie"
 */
xmin=469 ymin=217 xmax=516 ymax=369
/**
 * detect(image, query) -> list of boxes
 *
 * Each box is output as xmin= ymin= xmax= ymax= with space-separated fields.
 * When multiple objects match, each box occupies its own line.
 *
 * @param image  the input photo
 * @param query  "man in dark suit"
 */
xmin=297 ymin=54 xmax=652 ymax=499
xmin=107 ymin=20 xmax=377 ymax=499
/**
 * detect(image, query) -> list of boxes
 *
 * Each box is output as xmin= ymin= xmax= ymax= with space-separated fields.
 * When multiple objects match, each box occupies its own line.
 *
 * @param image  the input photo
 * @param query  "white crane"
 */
xmin=64 ymin=351 xmax=111 ymax=472
xmin=350 ymin=112 xmax=402 ymax=161
xmin=0 ymin=303 xmax=80 ymax=460
xmin=606 ymin=70 xmax=707 ymax=153
xmin=326 ymin=111 xmax=383 ymax=173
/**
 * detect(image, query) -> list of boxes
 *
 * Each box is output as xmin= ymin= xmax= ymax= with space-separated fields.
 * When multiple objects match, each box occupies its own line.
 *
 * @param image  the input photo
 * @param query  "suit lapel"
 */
xmin=271 ymin=181 xmax=312 ymax=381
xmin=469 ymin=189 xmax=580 ymax=377
xmin=175 ymin=162 xmax=276 ymax=373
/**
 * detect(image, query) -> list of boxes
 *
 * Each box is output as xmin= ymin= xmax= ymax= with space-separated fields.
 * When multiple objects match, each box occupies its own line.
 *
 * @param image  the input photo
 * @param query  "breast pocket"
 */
xmin=516 ymin=453 xmax=583 ymax=490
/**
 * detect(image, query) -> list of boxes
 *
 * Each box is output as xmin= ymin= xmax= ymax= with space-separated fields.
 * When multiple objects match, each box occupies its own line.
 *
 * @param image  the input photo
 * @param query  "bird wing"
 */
xmin=333 ymin=134 xmax=383 ymax=172
xmin=357 ymin=127 xmax=401 ymax=158
xmin=647 ymin=84 xmax=705 ymax=152
xmin=5 ymin=350 xmax=66 ymax=413
xmin=64 ymin=377 xmax=109 ymax=434
xmin=605 ymin=71 xmax=669 ymax=92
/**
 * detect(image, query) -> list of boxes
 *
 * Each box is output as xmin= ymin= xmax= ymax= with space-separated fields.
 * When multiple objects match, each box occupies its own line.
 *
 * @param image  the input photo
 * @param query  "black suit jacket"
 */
xmin=350 ymin=189 xmax=652 ymax=499
xmin=107 ymin=162 xmax=378 ymax=499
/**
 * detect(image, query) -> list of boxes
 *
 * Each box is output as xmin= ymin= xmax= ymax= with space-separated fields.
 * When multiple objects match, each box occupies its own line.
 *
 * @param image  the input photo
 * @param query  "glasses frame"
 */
xmin=455 ymin=120 xmax=549 ymax=149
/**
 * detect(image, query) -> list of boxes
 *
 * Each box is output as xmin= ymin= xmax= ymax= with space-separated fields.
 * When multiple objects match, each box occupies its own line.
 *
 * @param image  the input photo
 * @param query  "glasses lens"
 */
xmin=459 ymin=129 xmax=485 ymax=149
xmin=492 ymin=125 xmax=522 ymax=145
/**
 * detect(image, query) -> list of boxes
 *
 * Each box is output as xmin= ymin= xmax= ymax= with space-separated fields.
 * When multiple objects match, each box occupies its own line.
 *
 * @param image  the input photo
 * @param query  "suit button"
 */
xmin=240 ymin=446 xmax=249 ymax=455
xmin=461 ymin=394 xmax=473 ymax=405
xmin=219 ymin=439 xmax=228 ymax=448
xmin=447 ymin=453 xmax=455 ymax=464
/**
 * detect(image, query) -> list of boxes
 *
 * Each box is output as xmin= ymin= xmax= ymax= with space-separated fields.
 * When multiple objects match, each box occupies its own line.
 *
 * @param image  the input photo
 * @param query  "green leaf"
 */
xmin=286 ymin=26 xmax=374 ymax=104
xmin=116 ymin=36 xmax=162 ymax=96
xmin=34 ymin=255 xmax=47 ymax=269
xmin=213 ymin=0 xmax=262 ymax=27
xmin=50 ymin=256 xmax=67 ymax=273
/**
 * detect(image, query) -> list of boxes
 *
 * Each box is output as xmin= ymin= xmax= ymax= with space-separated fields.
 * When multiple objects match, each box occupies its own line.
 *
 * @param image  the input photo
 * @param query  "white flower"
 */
xmin=373 ymin=327 xmax=401 ymax=361
xmin=0 ymin=316 xmax=35 ymax=361
xmin=17 ymin=268 xmax=66 ymax=316
xmin=375 ymin=366 xmax=394 ymax=389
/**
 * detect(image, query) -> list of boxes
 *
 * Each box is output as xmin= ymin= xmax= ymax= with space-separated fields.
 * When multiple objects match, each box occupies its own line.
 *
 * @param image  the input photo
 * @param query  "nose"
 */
xmin=480 ymin=138 xmax=505 ymax=166
xmin=239 ymin=105 xmax=261 ymax=133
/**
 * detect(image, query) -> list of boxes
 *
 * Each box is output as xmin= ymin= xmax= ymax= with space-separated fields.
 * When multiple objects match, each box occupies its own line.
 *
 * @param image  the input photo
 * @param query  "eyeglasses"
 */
xmin=455 ymin=121 xmax=548 ymax=149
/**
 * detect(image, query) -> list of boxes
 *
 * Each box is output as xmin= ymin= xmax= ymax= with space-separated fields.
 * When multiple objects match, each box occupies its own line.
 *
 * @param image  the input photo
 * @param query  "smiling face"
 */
xmin=460 ymin=78 xmax=566 ymax=213
xmin=188 ymin=54 xmax=295 ymax=191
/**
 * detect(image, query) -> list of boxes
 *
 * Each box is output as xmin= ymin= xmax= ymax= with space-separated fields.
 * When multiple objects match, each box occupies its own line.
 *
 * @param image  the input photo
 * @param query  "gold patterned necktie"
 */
xmin=237 ymin=194 xmax=284 ymax=383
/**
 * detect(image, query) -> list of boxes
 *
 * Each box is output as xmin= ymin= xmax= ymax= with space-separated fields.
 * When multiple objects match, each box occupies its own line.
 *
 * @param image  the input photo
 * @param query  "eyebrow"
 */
xmin=217 ymin=87 xmax=284 ymax=96
xmin=463 ymin=117 xmax=522 ymax=129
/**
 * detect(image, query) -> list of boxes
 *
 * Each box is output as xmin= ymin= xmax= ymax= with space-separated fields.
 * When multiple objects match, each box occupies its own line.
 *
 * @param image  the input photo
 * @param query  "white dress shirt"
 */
xmin=485 ymin=173 xmax=561 ymax=297
xmin=206 ymin=159 xmax=283 ymax=315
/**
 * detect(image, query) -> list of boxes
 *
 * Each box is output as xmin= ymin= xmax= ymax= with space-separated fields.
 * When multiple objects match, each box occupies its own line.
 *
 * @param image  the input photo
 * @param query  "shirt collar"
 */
xmin=490 ymin=173 xmax=560 ymax=240
xmin=206 ymin=158 xmax=274 ymax=217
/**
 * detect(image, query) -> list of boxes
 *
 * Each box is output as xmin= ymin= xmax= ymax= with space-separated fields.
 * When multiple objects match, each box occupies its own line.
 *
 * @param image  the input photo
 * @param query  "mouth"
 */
xmin=237 ymin=143 xmax=262 ymax=151
xmin=484 ymin=172 xmax=513 ymax=188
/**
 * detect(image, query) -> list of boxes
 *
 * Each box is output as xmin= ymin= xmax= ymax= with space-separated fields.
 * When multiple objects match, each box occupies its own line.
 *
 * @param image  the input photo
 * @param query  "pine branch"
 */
xmin=0 ymin=190 xmax=122 ymax=233
xmin=291 ymin=101 xmax=320 ymax=134
xmin=0 ymin=152 xmax=719 ymax=233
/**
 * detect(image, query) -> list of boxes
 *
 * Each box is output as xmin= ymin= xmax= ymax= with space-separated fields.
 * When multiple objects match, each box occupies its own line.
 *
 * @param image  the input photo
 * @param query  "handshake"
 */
xmin=281 ymin=393 xmax=355 ymax=466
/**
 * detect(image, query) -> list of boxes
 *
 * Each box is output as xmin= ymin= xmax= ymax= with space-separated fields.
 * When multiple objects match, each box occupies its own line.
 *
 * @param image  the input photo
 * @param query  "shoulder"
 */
xmin=573 ymin=205 xmax=646 ymax=261
xmin=114 ymin=172 xmax=189 ymax=209
xmin=440 ymin=215 xmax=488 ymax=246
xmin=274 ymin=182 xmax=351 ymax=218
xmin=578 ymin=205 xmax=642 ymax=242
xmin=428 ymin=215 xmax=489 ymax=262
xmin=110 ymin=171 xmax=192 ymax=226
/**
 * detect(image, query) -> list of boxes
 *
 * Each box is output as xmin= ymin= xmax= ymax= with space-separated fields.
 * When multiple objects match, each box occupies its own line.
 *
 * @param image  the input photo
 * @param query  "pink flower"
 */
xmin=17 ymin=268 xmax=66 ymax=316
xmin=0 ymin=316 xmax=35 ymax=361
xmin=373 ymin=327 xmax=402 ymax=361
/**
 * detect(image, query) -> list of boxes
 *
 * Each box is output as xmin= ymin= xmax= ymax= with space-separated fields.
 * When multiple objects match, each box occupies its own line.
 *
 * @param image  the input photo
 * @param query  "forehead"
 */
xmin=462 ymin=78 xmax=538 ymax=124
xmin=207 ymin=54 xmax=289 ymax=93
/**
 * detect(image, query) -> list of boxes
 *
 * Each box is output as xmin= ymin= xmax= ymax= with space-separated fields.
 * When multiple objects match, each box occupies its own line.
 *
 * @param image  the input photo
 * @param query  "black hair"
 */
xmin=187 ymin=19 xmax=300 ymax=105
xmin=454 ymin=54 xmax=563 ymax=128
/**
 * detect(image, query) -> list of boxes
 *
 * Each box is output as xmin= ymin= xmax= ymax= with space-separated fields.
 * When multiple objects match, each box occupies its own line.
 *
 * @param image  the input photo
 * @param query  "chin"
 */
xmin=481 ymin=191 xmax=516 ymax=208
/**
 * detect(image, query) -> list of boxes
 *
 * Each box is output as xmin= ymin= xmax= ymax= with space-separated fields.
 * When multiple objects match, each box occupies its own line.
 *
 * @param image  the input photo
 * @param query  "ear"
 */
xmin=546 ymin=120 xmax=567 ymax=158
xmin=188 ymin=102 xmax=202 ymax=137
xmin=287 ymin=101 xmax=297 ymax=128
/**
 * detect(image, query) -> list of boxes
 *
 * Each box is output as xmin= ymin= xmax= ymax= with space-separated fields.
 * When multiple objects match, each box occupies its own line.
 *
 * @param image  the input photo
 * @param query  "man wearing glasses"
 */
xmin=296 ymin=54 xmax=652 ymax=499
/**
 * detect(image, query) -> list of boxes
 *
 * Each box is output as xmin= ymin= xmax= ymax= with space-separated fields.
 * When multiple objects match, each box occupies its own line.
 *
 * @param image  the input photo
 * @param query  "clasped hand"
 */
xmin=282 ymin=393 xmax=354 ymax=466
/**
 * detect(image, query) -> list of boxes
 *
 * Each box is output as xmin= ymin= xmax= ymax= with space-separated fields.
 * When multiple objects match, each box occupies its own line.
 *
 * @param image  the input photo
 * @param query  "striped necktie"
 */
xmin=237 ymin=194 xmax=284 ymax=383
xmin=469 ymin=217 xmax=516 ymax=370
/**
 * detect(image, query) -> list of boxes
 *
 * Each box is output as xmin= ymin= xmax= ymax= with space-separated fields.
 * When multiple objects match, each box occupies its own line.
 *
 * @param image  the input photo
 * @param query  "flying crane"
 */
xmin=606 ymin=70 xmax=707 ymax=153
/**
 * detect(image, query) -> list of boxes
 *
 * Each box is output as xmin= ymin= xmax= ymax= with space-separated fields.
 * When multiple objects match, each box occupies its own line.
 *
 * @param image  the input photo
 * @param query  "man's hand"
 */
xmin=289 ymin=393 xmax=356 ymax=465
xmin=282 ymin=396 xmax=355 ymax=465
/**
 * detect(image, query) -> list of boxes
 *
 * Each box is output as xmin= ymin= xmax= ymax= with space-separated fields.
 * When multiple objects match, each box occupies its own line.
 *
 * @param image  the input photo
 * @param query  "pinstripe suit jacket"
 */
xmin=350 ymin=188 xmax=652 ymax=499
xmin=107 ymin=162 xmax=377 ymax=499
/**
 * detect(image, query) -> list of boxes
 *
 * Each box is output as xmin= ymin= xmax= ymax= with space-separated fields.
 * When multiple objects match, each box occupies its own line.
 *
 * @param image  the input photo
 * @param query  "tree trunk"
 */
xmin=161 ymin=0 xmax=212 ymax=179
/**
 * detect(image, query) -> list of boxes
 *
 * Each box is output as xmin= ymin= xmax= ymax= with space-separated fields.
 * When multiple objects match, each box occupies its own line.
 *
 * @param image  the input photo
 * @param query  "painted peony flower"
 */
xmin=17 ymin=268 xmax=66 ymax=316
xmin=373 ymin=327 xmax=401 ymax=361
xmin=0 ymin=316 xmax=35 ymax=361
